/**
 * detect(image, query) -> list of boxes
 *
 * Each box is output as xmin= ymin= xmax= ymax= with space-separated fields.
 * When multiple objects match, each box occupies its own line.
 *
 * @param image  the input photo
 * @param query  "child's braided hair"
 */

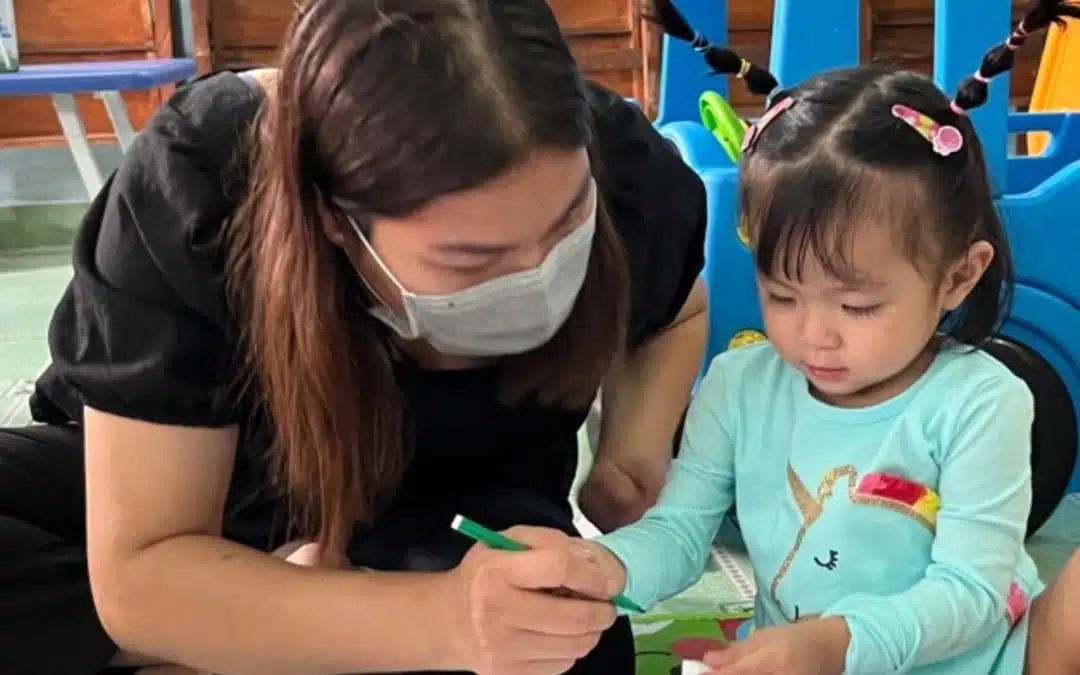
xmin=952 ymin=0 xmax=1080 ymax=113
xmin=644 ymin=0 xmax=778 ymax=97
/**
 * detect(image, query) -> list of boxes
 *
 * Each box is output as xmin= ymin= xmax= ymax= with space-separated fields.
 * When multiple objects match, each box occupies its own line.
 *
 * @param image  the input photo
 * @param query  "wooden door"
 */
xmin=193 ymin=0 xmax=662 ymax=117
xmin=0 ymin=0 xmax=176 ymax=147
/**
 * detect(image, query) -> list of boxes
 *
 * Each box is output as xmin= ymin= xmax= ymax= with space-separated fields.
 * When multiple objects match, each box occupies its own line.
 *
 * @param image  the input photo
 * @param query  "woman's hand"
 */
xmin=702 ymin=618 xmax=850 ymax=675
xmin=441 ymin=526 xmax=622 ymax=675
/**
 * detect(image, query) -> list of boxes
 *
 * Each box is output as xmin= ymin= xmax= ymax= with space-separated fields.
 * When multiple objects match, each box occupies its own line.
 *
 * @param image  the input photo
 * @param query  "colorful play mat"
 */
xmin=631 ymin=520 xmax=756 ymax=674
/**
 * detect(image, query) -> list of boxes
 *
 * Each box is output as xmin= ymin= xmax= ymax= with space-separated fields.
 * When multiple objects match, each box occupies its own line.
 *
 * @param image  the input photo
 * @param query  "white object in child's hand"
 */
xmin=682 ymin=660 xmax=708 ymax=675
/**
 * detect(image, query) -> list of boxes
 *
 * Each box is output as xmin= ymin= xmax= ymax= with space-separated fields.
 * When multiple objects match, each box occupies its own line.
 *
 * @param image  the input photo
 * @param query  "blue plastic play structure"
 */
xmin=653 ymin=0 xmax=1080 ymax=496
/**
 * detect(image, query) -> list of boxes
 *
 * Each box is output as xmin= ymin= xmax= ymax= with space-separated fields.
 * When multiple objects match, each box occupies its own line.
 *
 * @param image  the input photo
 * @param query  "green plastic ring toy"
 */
xmin=699 ymin=91 xmax=747 ymax=163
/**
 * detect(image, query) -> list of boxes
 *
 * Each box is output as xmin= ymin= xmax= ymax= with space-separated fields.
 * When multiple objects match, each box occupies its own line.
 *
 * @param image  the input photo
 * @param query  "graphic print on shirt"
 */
xmin=767 ymin=464 xmax=1029 ymax=626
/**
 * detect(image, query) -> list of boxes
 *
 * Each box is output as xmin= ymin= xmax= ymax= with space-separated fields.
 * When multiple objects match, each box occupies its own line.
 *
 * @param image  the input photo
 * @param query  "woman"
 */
xmin=0 ymin=0 xmax=709 ymax=673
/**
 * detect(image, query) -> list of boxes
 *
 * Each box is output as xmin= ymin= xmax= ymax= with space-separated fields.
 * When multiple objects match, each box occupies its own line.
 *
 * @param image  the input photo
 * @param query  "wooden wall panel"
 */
xmin=194 ymin=0 xmax=1044 ymax=121
xmin=0 ymin=0 xmax=175 ymax=148
xmin=549 ymin=0 xmax=631 ymax=33
xmin=726 ymin=0 xmax=1043 ymax=114
xmin=0 ymin=0 xmax=1048 ymax=147
xmin=205 ymin=0 xmax=290 ymax=69
xmin=197 ymin=0 xmax=662 ymax=117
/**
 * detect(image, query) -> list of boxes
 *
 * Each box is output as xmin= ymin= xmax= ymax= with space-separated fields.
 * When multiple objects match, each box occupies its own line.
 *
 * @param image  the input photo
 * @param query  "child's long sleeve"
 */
xmin=593 ymin=361 xmax=736 ymax=611
xmin=822 ymin=375 xmax=1035 ymax=674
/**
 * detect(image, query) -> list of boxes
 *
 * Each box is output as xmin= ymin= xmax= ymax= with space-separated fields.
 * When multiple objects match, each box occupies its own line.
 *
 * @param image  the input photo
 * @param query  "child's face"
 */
xmin=757 ymin=227 xmax=966 ymax=408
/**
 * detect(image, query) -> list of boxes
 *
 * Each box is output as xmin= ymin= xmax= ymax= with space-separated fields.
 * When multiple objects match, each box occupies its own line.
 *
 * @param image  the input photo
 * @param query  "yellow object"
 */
xmin=727 ymin=329 xmax=767 ymax=351
xmin=736 ymin=214 xmax=750 ymax=248
xmin=1028 ymin=18 xmax=1080 ymax=155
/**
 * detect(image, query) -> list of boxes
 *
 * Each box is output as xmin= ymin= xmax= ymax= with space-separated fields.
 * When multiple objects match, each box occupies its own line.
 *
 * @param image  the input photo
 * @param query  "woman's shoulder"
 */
xmin=154 ymin=70 xmax=263 ymax=160
xmin=101 ymin=71 xmax=260 ymax=268
xmin=32 ymin=71 xmax=265 ymax=426
xmin=584 ymin=80 xmax=698 ymax=201
xmin=584 ymin=80 xmax=708 ymax=343
xmin=98 ymin=71 xmax=261 ymax=312
xmin=128 ymin=70 xmax=262 ymax=208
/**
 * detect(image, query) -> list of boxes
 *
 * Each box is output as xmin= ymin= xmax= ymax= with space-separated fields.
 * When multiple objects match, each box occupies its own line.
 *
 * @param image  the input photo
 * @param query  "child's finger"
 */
xmin=715 ymin=647 xmax=776 ymax=675
xmin=703 ymin=643 xmax=747 ymax=670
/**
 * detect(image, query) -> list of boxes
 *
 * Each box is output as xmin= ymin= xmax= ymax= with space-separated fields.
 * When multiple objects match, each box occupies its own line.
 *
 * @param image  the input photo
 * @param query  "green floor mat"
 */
xmin=0 ymin=248 xmax=71 ymax=425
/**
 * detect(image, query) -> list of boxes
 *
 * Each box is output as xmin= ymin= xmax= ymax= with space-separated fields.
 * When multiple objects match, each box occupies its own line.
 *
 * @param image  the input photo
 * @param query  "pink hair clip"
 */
xmin=741 ymin=96 xmax=795 ymax=153
xmin=891 ymin=104 xmax=964 ymax=157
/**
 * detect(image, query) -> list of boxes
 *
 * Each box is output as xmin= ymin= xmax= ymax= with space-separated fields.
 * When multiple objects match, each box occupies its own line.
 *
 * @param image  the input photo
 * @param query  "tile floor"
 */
xmin=0 ymin=248 xmax=71 ymax=425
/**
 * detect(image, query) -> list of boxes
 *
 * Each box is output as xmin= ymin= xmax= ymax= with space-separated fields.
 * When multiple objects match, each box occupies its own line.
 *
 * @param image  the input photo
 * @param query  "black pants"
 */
xmin=0 ymin=424 xmax=634 ymax=675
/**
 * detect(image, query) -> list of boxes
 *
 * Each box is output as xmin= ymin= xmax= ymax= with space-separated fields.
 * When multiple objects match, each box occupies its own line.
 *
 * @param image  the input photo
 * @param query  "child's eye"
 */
xmin=767 ymin=293 xmax=796 ymax=306
xmin=842 ymin=303 xmax=882 ymax=317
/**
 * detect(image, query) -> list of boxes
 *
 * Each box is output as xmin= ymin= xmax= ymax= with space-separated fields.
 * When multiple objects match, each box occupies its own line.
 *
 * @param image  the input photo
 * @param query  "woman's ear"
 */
xmin=322 ymin=205 xmax=355 ymax=248
xmin=326 ymin=229 xmax=347 ymax=246
xmin=941 ymin=240 xmax=995 ymax=310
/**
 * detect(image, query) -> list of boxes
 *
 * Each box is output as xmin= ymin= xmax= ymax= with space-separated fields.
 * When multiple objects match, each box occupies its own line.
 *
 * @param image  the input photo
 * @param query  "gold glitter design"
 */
xmin=769 ymin=465 xmax=938 ymax=623
xmin=770 ymin=465 xmax=858 ymax=621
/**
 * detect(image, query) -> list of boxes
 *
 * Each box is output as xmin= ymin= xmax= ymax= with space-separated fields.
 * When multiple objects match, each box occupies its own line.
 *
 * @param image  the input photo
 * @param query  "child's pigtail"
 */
xmin=953 ymin=0 xmax=1080 ymax=113
xmin=644 ymin=0 xmax=778 ymax=97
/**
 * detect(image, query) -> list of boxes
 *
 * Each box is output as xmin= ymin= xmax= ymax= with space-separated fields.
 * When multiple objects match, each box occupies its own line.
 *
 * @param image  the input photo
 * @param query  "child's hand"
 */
xmin=702 ymin=617 xmax=850 ymax=675
xmin=572 ymin=538 xmax=630 ymax=597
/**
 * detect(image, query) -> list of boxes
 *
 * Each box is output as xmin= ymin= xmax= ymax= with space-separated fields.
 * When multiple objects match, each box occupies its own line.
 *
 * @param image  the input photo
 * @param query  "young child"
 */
xmin=586 ymin=1 xmax=1080 ymax=674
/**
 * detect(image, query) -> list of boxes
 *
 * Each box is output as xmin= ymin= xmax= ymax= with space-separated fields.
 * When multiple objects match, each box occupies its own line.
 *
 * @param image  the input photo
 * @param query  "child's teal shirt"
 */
xmin=596 ymin=342 xmax=1043 ymax=675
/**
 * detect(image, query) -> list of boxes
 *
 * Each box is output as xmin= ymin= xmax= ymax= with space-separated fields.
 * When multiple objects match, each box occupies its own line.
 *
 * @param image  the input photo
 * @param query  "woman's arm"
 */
xmin=578 ymin=83 xmax=710 ymax=532
xmin=85 ymin=408 xmax=460 ymax=675
xmin=579 ymin=278 xmax=708 ymax=531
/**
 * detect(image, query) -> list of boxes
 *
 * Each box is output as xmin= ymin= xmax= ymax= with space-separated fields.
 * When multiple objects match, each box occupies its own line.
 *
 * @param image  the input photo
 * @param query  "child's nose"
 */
xmin=798 ymin=311 xmax=840 ymax=349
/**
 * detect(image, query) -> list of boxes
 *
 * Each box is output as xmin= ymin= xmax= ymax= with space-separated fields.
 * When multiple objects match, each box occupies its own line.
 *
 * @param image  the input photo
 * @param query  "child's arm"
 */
xmin=590 ymin=359 xmax=737 ymax=611
xmin=821 ymin=373 xmax=1035 ymax=674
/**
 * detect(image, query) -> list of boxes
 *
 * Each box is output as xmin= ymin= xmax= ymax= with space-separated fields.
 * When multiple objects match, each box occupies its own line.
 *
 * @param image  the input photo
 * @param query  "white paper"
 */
xmin=683 ymin=660 xmax=709 ymax=675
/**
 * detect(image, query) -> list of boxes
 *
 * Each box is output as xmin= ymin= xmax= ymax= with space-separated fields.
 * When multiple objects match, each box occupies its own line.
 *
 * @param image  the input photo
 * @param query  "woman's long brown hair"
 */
xmin=226 ymin=0 xmax=630 ymax=555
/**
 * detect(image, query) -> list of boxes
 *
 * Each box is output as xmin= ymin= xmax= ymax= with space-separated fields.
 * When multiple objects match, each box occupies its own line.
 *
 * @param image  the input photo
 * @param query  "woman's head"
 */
xmin=351 ymin=152 xmax=600 ymax=358
xmin=277 ymin=0 xmax=625 ymax=362
xmin=227 ymin=0 xmax=629 ymax=552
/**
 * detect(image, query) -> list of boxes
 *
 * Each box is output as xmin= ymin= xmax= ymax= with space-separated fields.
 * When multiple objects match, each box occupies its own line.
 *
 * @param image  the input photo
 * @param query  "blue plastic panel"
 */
xmin=655 ymin=0 xmax=729 ymax=126
xmin=769 ymin=0 xmax=861 ymax=89
xmin=0 ymin=59 xmax=197 ymax=95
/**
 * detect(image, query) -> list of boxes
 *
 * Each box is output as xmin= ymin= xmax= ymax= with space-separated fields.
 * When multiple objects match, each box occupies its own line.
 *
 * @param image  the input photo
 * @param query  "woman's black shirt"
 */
xmin=30 ymin=72 xmax=707 ymax=548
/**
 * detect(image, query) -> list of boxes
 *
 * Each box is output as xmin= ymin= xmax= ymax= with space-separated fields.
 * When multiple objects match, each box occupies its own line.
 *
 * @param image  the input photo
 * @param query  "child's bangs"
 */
xmin=742 ymin=157 xmax=928 ymax=284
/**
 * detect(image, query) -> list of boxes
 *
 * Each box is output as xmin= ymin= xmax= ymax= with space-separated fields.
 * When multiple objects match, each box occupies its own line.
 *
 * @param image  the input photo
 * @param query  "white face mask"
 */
xmin=350 ymin=192 xmax=597 ymax=357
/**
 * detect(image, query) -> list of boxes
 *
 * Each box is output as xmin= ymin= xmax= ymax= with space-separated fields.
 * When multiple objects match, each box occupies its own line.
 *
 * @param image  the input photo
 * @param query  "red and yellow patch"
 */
xmin=851 ymin=472 xmax=941 ymax=533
